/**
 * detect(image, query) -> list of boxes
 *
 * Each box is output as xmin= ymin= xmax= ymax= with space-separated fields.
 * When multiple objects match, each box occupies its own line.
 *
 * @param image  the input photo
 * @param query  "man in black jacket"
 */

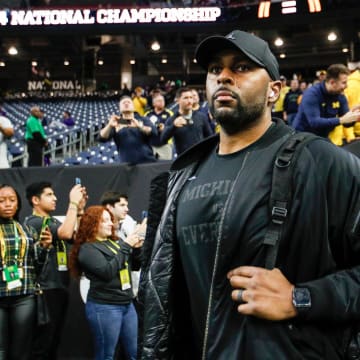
xmin=160 ymin=87 xmax=213 ymax=156
xmin=138 ymin=30 xmax=360 ymax=359
xmin=25 ymin=181 xmax=86 ymax=360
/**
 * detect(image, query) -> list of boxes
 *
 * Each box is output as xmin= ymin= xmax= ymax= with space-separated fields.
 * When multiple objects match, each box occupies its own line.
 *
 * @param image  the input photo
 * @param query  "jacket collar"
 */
xmin=171 ymin=118 xmax=291 ymax=171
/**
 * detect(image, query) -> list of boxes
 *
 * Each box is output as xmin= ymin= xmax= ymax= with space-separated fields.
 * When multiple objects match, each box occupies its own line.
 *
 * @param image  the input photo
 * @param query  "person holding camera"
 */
xmin=160 ymin=87 xmax=213 ymax=156
xmin=144 ymin=93 xmax=174 ymax=160
xmin=99 ymin=95 xmax=157 ymax=165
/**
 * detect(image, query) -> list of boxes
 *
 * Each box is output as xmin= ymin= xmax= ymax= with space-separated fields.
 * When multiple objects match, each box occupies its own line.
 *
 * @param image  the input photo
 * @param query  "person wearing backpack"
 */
xmin=138 ymin=30 xmax=360 ymax=360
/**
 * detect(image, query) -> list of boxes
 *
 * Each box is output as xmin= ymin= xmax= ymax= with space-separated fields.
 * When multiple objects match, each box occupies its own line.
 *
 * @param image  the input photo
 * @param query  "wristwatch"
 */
xmin=292 ymin=287 xmax=311 ymax=312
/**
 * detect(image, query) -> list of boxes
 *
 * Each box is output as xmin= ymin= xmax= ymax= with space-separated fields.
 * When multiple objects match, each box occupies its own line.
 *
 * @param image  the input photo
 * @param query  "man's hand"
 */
xmin=351 ymin=104 xmax=360 ymax=112
xmin=227 ymin=266 xmax=297 ymax=321
xmin=69 ymin=184 xmax=85 ymax=206
xmin=39 ymin=227 xmax=53 ymax=249
xmin=108 ymin=114 xmax=121 ymax=127
xmin=340 ymin=110 xmax=360 ymax=124
xmin=173 ymin=116 xmax=187 ymax=127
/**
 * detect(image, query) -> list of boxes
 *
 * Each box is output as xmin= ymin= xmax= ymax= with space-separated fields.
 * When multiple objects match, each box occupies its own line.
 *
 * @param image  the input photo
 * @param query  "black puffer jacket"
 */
xmin=138 ymin=119 xmax=360 ymax=360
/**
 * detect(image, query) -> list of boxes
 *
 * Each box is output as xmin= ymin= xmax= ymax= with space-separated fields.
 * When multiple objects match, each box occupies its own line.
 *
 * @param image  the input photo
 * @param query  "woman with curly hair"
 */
xmin=69 ymin=206 xmax=143 ymax=360
xmin=0 ymin=184 xmax=51 ymax=360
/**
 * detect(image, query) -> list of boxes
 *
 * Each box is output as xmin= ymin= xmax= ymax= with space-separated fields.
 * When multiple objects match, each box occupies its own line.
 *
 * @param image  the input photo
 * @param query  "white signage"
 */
xmin=28 ymin=80 xmax=81 ymax=91
xmin=0 ymin=7 xmax=221 ymax=26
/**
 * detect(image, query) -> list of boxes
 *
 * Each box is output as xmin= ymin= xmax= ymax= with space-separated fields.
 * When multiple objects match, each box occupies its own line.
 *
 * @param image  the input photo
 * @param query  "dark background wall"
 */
xmin=0 ymin=161 xmax=171 ymax=222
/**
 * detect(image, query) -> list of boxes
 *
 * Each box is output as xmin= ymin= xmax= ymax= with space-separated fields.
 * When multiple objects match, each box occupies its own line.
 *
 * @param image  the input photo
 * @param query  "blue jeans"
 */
xmin=85 ymin=300 xmax=137 ymax=360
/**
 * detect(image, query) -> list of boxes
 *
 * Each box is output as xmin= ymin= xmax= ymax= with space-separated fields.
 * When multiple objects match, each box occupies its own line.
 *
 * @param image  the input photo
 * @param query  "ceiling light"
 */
xmin=31 ymin=60 xmax=38 ymax=66
xmin=64 ymin=59 xmax=70 ymax=66
xmin=161 ymin=57 xmax=168 ymax=64
xmin=193 ymin=58 xmax=197 ymax=63
xmin=130 ymin=59 xmax=136 ymax=65
xmin=97 ymin=59 xmax=104 ymax=65
xmin=274 ymin=37 xmax=284 ymax=47
xmin=327 ymin=32 xmax=337 ymax=41
xmin=8 ymin=46 xmax=18 ymax=55
xmin=151 ymin=40 xmax=161 ymax=52
xmin=342 ymin=47 xmax=349 ymax=53
xmin=0 ymin=61 xmax=5 ymax=67
xmin=279 ymin=53 xmax=286 ymax=59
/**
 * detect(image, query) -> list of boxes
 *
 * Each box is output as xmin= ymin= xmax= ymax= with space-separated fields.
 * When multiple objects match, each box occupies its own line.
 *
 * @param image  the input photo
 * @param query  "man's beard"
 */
xmin=209 ymin=92 xmax=266 ymax=135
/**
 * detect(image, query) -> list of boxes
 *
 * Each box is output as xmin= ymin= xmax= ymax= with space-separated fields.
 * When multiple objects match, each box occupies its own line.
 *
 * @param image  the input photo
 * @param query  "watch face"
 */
xmin=293 ymin=288 xmax=311 ymax=308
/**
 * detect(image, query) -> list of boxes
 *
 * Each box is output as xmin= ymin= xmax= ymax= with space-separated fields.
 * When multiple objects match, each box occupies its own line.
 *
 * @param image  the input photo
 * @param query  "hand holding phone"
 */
xmin=41 ymin=217 xmax=51 ymax=232
xmin=118 ymin=117 xmax=130 ymax=125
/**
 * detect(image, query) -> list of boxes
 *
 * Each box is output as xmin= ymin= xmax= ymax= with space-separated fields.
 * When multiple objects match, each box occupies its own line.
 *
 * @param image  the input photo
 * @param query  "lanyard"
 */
xmin=0 ymin=222 xmax=27 ymax=268
xmin=13 ymin=222 xmax=20 ymax=259
xmin=103 ymin=239 xmax=120 ymax=255
xmin=56 ymin=239 xmax=66 ymax=252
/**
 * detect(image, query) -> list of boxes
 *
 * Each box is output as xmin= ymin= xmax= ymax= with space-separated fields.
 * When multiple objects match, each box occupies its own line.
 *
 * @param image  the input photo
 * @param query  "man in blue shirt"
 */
xmin=99 ymin=96 xmax=157 ymax=164
xmin=293 ymin=64 xmax=360 ymax=140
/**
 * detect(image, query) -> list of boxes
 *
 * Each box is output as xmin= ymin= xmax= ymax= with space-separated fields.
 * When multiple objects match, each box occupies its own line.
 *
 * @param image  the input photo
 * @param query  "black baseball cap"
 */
xmin=195 ymin=30 xmax=280 ymax=81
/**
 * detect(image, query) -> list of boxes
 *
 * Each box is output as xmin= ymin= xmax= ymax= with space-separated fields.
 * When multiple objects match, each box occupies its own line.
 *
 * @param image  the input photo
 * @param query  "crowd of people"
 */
xmin=1 ymin=28 xmax=360 ymax=360
xmin=2 ymin=57 xmax=359 ymax=169
xmin=0 ymin=178 xmax=148 ymax=359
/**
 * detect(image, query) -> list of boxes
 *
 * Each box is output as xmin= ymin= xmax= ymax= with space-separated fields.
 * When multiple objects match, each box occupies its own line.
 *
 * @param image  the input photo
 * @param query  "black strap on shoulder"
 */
xmin=264 ymin=131 xmax=318 ymax=270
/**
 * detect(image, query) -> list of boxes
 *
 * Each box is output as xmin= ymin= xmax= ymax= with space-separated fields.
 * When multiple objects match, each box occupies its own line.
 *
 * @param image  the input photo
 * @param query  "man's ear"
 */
xmin=268 ymin=81 xmax=282 ymax=102
xmin=105 ymin=204 xmax=113 ymax=213
xmin=31 ymin=195 xmax=40 ymax=206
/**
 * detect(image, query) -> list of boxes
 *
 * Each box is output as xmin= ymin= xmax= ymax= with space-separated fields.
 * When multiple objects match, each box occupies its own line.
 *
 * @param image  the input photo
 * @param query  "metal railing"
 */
xmin=9 ymin=125 xmax=101 ymax=167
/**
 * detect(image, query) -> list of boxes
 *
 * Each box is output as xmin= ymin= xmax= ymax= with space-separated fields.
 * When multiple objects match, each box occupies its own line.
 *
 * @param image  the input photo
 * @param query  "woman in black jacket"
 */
xmin=70 ymin=206 xmax=143 ymax=360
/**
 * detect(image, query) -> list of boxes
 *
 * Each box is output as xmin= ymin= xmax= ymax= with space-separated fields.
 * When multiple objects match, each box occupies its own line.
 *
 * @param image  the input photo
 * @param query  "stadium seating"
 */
xmin=2 ymin=98 xmax=119 ymax=166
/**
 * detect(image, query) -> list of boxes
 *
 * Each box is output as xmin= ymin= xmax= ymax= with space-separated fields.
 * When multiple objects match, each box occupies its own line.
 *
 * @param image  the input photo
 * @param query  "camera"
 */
xmin=118 ymin=116 xmax=130 ymax=125
xmin=183 ymin=114 xmax=193 ymax=125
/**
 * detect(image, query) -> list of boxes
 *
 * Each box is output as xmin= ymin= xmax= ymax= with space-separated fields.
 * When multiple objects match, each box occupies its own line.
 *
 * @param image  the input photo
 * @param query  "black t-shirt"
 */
xmin=24 ymin=214 xmax=71 ymax=290
xmin=176 ymin=147 xmax=248 ymax=348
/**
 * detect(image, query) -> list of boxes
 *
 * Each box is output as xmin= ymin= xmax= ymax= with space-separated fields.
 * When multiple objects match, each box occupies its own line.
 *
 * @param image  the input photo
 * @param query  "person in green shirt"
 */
xmin=25 ymin=106 xmax=47 ymax=166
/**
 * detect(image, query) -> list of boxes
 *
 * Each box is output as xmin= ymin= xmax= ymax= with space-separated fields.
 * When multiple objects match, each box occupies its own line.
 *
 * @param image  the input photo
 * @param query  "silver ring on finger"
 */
xmin=236 ymin=289 xmax=244 ymax=303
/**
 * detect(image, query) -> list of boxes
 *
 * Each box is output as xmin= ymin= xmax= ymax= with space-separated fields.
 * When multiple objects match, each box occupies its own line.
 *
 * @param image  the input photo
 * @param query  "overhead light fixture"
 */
xmin=342 ymin=47 xmax=349 ymax=53
xmin=161 ymin=57 xmax=168 ymax=64
xmin=97 ymin=59 xmax=104 ymax=65
xmin=193 ymin=58 xmax=197 ymax=63
xmin=31 ymin=60 xmax=38 ymax=66
xmin=282 ymin=0 xmax=297 ymax=14
xmin=64 ymin=59 xmax=70 ymax=66
xmin=151 ymin=40 xmax=161 ymax=52
xmin=327 ymin=32 xmax=337 ymax=41
xmin=274 ymin=37 xmax=284 ymax=47
xmin=8 ymin=46 xmax=18 ymax=55
xmin=308 ymin=0 xmax=321 ymax=13
xmin=279 ymin=53 xmax=286 ymax=59
xmin=258 ymin=1 xmax=271 ymax=18
xmin=0 ymin=61 xmax=5 ymax=67
xmin=130 ymin=59 xmax=136 ymax=65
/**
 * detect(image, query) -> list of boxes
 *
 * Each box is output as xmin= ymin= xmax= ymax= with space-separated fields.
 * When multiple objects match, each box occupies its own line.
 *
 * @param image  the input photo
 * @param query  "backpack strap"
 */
xmin=264 ymin=131 xmax=318 ymax=270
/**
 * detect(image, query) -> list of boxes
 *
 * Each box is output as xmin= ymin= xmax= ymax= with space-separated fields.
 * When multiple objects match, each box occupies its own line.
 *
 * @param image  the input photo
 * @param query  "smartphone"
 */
xmin=118 ymin=117 xmax=130 ymax=125
xmin=41 ymin=217 xmax=51 ymax=232
xmin=75 ymin=177 xmax=81 ymax=185
xmin=141 ymin=210 xmax=148 ymax=220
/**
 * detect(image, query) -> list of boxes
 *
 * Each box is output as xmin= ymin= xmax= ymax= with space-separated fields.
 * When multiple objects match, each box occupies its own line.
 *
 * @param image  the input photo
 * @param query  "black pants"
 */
xmin=31 ymin=288 xmax=69 ymax=360
xmin=26 ymin=140 xmax=43 ymax=167
xmin=0 ymin=295 xmax=36 ymax=360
